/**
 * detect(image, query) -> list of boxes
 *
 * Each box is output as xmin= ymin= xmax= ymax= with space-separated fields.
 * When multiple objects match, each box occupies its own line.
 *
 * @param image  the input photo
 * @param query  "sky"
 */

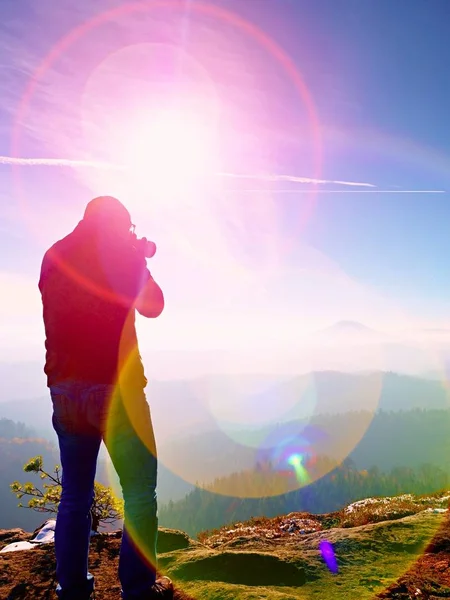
xmin=1 ymin=0 xmax=450 ymax=378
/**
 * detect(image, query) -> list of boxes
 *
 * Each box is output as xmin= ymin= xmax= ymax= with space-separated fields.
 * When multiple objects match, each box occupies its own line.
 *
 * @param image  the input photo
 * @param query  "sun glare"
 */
xmin=122 ymin=109 xmax=217 ymax=199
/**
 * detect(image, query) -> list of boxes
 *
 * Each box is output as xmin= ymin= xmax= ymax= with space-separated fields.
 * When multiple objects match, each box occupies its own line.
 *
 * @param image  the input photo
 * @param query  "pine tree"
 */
xmin=10 ymin=455 xmax=123 ymax=532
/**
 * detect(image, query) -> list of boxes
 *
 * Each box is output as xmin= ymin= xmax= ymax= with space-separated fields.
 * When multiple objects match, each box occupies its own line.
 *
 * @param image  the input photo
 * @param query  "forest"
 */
xmin=159 ymin=407 xmax=450 ymax=536
xmin=2 ymin=406 xmax=450 ymax=535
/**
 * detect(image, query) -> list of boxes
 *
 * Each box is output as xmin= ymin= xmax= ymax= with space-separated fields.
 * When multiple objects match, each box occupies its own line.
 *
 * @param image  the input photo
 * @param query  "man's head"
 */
xmin=83 ymin=196 xmax=133 ymax=235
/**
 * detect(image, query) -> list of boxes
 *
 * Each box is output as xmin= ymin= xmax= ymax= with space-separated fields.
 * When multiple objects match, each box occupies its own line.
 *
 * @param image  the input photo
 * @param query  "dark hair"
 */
xmin=83 ymin=196 xmax=132 ymax=228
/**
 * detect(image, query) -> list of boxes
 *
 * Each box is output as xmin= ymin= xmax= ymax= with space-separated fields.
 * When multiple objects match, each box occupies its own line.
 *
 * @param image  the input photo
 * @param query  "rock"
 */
xmin=0 ymin=529 xmax=31 ymax=548
xmin=157 ymin=528 xmax=192 ymax=553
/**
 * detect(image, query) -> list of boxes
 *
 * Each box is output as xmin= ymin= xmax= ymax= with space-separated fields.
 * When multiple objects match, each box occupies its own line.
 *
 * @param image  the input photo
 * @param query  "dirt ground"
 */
xmin=0 ymin=529 xmax=195 ymax=600
xmin=376 ymin=514 xmax=450 ymax=599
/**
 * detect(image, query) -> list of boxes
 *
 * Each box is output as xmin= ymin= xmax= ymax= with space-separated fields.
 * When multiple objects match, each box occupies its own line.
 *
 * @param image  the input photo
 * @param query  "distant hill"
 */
xmin=0 ymin=419 xmax=36 ymax=439
xmin=158 ymin=449 xmax=450 ymax=537
xmin=2 ymin=372 xmax=449 ymax=505
xmin=3 ymin=370 xmax=447 ymax=440
xmin=0 ymin=410 xmax=195 ymax=532
xmin=0 ymin=436 xmax=60 ymax=530
xmin=5 ymin=407 xmax=449 ymax=533
xmin=314 ymin=320 xmax=389 ymax=343
xmin=0 ymin=398 xmax=55 ymax=441
xmin=298 ymin=320 xmax=450 ymax=375
xmin=228 ymin=370 xmax=449 ymax=419
xmin=155 ymin=373 xmax=450 ymax=495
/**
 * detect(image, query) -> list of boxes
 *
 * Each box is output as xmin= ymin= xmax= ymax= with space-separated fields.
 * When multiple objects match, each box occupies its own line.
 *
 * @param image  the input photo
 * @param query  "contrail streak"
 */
xmin=0 ymin=156 xmax=125 ymax=170
xmin=0 ymin=155 xmax=445 ymax=193
xmin=0 ymin=155 xmax=375 ymax=187
xmin=229 ymin=189 xmax=447 ymax=194
xmin=219 ymin=172 xmax=376 ymax=187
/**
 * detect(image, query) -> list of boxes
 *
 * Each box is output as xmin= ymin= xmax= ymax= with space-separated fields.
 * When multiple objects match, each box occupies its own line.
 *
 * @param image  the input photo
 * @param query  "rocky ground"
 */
xmin=0 ymin=528 xmax=196 ymax=600
xmin=1 ymin=492 xmax=450 ymax=600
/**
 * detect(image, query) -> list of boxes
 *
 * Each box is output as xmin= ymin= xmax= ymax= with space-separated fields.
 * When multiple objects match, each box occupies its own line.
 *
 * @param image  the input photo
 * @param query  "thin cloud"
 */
xmin=0 ymin=156 xmax=124 ymax=170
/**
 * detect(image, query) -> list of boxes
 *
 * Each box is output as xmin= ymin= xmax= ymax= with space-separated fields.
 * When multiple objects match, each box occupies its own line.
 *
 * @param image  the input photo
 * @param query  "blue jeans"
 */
xmin=50 ymin=382 xmax=158 ymax=600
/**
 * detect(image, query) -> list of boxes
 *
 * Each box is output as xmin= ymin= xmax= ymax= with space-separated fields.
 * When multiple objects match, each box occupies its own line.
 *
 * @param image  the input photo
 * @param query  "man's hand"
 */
xmin=135 ymin=275 xmax=164 ymax=318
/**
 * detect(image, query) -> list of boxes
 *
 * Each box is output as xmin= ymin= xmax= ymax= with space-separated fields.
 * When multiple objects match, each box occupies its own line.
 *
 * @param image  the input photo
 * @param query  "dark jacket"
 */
xmin=39 ymin=220 xmax=151 ymax=388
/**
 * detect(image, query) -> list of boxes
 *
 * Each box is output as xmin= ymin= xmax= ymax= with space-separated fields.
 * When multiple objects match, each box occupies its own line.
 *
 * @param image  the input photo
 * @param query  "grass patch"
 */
xmin=171 ymin=551 xmax=316 ymax=586
xmin=166 ymin=511 xmax=447 ymax=600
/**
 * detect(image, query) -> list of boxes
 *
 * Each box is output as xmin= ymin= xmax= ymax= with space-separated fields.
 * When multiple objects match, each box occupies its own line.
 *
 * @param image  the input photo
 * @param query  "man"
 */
xmin=39 ymin=196 xmax=173 ymax=599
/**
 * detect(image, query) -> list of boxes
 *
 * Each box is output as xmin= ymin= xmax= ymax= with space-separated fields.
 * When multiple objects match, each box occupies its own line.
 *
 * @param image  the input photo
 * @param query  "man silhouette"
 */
xmin=39 ymin=196 xmax=173 ymax=599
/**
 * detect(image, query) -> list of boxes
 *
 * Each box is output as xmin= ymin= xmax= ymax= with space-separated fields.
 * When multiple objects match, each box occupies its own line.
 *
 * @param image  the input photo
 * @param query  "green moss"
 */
xmin=163 ymin=511 xmax=446 ymax=600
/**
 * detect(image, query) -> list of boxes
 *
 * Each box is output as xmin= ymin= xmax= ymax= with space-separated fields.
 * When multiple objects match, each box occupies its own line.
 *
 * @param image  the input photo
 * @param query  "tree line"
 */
xmin=159 ymin=459 xmax=450 ymax=537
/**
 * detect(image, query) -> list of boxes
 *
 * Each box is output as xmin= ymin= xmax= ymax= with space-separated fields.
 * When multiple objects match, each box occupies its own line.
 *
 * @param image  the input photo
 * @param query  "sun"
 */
xmin=122 ymin=109 xmax=218 ymax=200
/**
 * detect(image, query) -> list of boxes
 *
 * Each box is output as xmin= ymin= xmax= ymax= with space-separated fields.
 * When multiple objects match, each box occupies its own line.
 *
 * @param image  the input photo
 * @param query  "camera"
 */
xmin=130 ymin=230 xmax=157 ymax=258
xmin=135 ymin=236 xmax=157 ymax=258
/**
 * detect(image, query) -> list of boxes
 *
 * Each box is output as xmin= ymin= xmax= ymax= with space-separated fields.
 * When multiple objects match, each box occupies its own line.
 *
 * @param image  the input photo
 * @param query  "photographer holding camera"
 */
xmin=39 ymin=196 xmax=172 ymax=599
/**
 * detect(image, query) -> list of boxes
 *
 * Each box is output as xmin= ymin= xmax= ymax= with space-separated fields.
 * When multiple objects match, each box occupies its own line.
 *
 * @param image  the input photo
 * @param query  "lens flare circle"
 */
xmin=190 ymin=372 xmax=318 ymax=451
xmin=153 ymin=368 xmax=387 ymax=499
xmin=11 ymin=0 xmax=322 ymax=274
xmin=101 ymin=383 xmax=158 ymax=574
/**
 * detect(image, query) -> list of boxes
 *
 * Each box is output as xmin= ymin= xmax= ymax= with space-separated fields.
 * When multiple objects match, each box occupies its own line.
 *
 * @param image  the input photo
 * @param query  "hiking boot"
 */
xmin=148 ymin=576 xmax=173 ymax=598
xmin=55 ymin=577 xmax=95 ymax=600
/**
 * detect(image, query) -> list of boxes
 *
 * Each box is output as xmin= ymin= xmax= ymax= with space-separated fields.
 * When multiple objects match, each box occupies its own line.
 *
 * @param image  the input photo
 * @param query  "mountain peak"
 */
xmin=317 ymin=320 xmax=379 ymax=337
xmin=312 ymin=320 xmax=387 ymax=346
xmin=330 ymin=320 xmax=375 ymax=332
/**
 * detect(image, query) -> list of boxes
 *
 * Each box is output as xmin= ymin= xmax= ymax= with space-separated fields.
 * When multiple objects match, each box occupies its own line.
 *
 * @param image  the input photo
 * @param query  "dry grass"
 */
xmin=198 ymin=492 xmax=450 ymax=547
xmin=339 ymin=492 xmax=449 ymax=528
xmin=197 ymin=513 xmax=323 ymax=548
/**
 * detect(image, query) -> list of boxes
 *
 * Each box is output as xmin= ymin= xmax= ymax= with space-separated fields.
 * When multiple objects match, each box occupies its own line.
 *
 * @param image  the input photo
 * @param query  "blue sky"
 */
xmin=1 ymin=0 xmax=450 ymax=373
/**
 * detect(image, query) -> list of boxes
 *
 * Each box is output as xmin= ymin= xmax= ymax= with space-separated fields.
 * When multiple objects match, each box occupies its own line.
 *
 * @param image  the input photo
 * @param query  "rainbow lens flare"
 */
xmin=287 ymin=453 xmax=310 ymax=484
xmin=319 ymin=540 xmax=338 ymax=574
